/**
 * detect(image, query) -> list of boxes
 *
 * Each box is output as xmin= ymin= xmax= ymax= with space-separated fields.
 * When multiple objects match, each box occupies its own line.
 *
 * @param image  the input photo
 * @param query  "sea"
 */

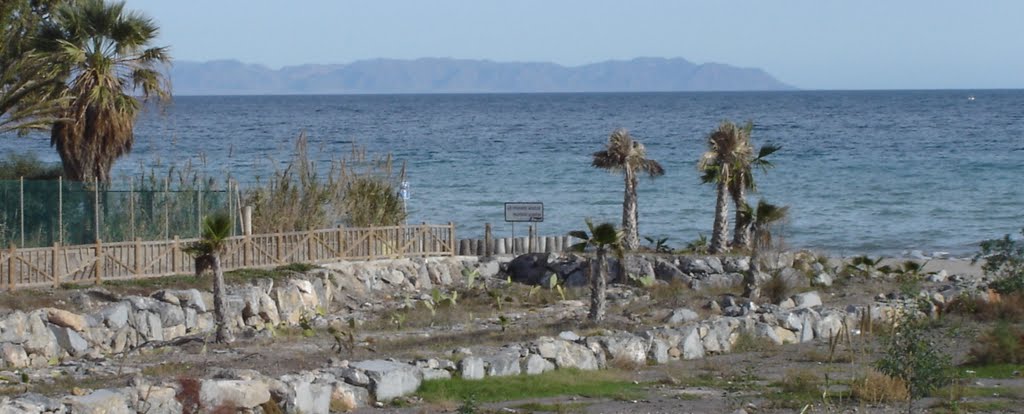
xmin=3 ymin=90 xmax=1023 ymax=257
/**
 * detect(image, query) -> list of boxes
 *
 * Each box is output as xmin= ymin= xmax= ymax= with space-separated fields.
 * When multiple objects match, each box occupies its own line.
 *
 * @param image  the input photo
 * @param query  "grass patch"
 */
xmin=959 ymin=363 xmax=1024 ymax=379
xmin=512 ymin=402 xmax=591 ymax=413
xmin=416 ymin=369 xmax=644 ymax=404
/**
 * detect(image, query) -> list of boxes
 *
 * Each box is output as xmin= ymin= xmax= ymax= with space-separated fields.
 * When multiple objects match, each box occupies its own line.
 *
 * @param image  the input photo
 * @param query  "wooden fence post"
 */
xmin=275 ymin=234 xmax=282 ymax=263
xmin=8 ymin=244 xmax=15 ymax=290
xmin=336 ymin=226 xmax=344 ymax=259
xmin=171 ymin=236 xmax=179 ymax=273
xmin=52 ymin=243 xmax=62 ymax=288
xmin=306 ymin=230 xmax=315 ymax=262
xmin=484 ymin=223 xmax=492 ymax=257
xmin=448 ymin=222 xmax=456 ymax=256
xmin=134 ymin=239 xmax=142 ymax=277
xmin=93 ymin=240 xmax=103 ymax=285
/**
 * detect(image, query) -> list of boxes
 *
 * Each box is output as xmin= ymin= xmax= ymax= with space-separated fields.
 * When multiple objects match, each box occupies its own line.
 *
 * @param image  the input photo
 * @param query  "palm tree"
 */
xmin=184 ymin=213 xmax=233 ymax=343
xmin=569 ymin=219 xmax=624 ymax=323
xmin=35 ymin=0 xmax=170 ymax=182
xmin=592 ymin=129 xmax=665 ymax=250
xmin=698 ymin=121 xmax=754 ymax=254
xmin=0 ymin=0 xmax=66 ymax=135
xmin=727 ymin=141 xmax=780 ymax=249
xmin=742 ymin=200 xmax=789 ymax=299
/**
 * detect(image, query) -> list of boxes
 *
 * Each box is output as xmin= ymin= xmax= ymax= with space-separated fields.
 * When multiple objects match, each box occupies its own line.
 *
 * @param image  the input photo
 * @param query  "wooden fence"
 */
xmin=0 ymin=223 xmax=455 ymax=290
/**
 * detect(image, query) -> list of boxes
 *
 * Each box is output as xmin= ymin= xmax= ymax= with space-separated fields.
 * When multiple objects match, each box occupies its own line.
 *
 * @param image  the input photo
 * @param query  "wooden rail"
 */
xmin=0 ymin=223 xmax=455 ymax=290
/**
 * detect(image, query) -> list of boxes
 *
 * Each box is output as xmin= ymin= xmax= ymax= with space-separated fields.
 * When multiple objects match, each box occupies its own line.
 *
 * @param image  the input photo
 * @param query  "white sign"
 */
xmin=505 ymin=202 xmax=544 ymax=222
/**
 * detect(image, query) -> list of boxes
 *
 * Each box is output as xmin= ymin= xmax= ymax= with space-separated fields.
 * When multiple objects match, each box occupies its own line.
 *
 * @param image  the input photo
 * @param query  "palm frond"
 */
xmin=568 ymin=230 xmax=589 ymax=241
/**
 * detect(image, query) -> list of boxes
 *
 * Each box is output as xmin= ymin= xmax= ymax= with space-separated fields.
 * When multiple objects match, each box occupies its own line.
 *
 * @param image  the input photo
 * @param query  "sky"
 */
xmin=123 ymin=0 xmax=1024 ymax=90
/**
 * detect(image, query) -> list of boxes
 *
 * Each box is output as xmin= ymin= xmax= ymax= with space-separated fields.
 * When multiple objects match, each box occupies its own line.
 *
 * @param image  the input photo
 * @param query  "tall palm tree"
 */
xmin=702 ymin=131 xmax=781 ymax=250
xmin=184 ymin=213 xmax=233 ymax=343
xmin=35 ymin=0 xmax=170 ymax=182
xmin=698 ymin=121 xmax=753 ymax=254
xmin=569 ymin=219 xmax=624 ymax=323
xmin=0 ymin=0 xmax=66 ymax=135
xmin=742 ymin=200 xmax=789 ymax=299
xmin=592 ymin=129 xmax=665 ymax=250
xmin=730 ymin=140 xmax=779 ymax=249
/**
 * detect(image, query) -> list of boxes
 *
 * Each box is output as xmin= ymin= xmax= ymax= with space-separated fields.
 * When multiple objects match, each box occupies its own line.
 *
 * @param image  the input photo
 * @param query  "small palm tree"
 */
xmin=592 ymin=129 xmax=665 ymax=250
xmin=36 ymin=0 xmax=170 ymax=182
xmin=698 ymin=121 xmax=754 ymax=254
xmin=184 ymin=213 xmax=233 ymax=343
xmin=742 ymin=200 xmax=789 ymax=299
xmin=726 ymin=141 xmax=781 ymax=249
xmin=569 ymin=219 xmax=624 ymax=323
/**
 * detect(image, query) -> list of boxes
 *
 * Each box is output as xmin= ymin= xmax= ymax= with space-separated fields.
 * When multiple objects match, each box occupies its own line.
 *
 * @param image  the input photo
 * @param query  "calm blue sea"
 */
xmin=3 ymin=91 xmax=1023 ymax=256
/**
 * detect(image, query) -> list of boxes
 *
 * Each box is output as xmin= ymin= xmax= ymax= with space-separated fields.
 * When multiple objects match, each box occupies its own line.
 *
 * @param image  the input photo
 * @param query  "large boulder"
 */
xmin=483 ymin=351 xmax=521 ymax=377
xmin=532 ymin=337 xmax=599 ymax=371
xmin=520 ymin=353 xmax=555 ymax=375
xmin=459 ymin=357 xmax=485 ymax=380
xmin=199 ymin=380 xmax=271 ymax=410
xmin=0 ymin=343 xmax=29 ymax=368
xmin=594 ymin=333 xmax=648 ymax=366
xmin=351 ymin=360 xmax=423 ymax=401
xmin=50 ymin=326 xmax=88 ymax=357
xmin=653 ymin=258 xmax=686 ymax=282
xmin=64 ymin=389 xmax=132 ymax=414
xmin=280 ymin=373 xmax=334 ymax=414
xmin=506 ymin=253 xmax=552 ymax=285
xmin=45 ymin=308 xmax=88 ymax=332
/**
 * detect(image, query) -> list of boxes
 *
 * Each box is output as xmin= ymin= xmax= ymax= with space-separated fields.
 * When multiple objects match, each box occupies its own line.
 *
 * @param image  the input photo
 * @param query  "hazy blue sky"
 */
xmin=125 ymin=0 xmax=1023 ymax=90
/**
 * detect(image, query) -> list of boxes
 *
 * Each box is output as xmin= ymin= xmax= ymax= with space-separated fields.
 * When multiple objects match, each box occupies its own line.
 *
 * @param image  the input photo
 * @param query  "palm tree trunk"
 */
xmin=622 ymin=168 xmax=639 ymax=250
xmin=744 ymin=243 xmax=761 ymax=299
xmin=731 ymin=177 xmax=750 ymax=249
xmin=588 ymin=248 xmax=608 ymax=322
xmin=212 ymin=254 xmax=231 ymax=343
xmin=709 ymin=169 xmax=730 ymax=254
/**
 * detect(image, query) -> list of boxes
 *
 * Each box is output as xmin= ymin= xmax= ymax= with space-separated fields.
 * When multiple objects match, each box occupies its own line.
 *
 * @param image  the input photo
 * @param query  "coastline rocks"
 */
xmin=199 ymin=379 xmax=271 ymax=410
xmin=352 ymin=359 xmax=423 ymax=401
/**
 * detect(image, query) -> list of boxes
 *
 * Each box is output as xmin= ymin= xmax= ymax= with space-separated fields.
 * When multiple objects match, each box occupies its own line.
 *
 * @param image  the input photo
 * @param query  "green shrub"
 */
xmin=875 ymin=314 xmax=953 ymax=402
xmin=0 ymin=152 xmax=63 ymax=179
xmin=343 ymin=176 xmax=406 ymax=227
xmin=974 ymin=228 xmax=1024 ymax=294
xmin=968 ymin=321 xmax=1024 ymax=365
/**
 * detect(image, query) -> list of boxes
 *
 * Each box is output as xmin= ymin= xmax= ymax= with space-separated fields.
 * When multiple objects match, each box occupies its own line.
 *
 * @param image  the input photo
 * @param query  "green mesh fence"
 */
xmin=0 ymin=179 xmax=233 ymax=248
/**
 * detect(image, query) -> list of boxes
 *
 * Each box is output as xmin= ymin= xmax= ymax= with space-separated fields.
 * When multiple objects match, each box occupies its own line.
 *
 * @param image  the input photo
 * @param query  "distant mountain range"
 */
xmin=169 ymin=57 xmax=795 ymax=95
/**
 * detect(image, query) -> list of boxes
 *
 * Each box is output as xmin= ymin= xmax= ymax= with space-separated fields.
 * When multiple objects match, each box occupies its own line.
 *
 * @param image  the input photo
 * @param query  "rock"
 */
xmin=380 ymin=270 xmax=406 ymax=285
xmin=754 ymin=323 xmax=783 ymax=345
xmin=50 ymin=325 xmax=89 ymax=356
xmin=597 ymin=334 xmax=648 ymax=366
xmin=100 ymin=303 xmax=130 ymax=329
xmin=352 ymin=360 xmax=423 ymax=401
xmin=281 ymin=373 xmax=333 ymax=414
xmin=45 ymin=308 xmax=87 ymax=332
xmin=3 ymin=393 xmax=62 ymax=413
xmin=532 ymin=337 xmax=599 ymax=370
xmin=648 ymin=339 xmax=669 ymax=364
xmin=680 ymin=326 xmax=705 ymax=360
xmin=777 ymin=298 xmax=795 ymax=309
xmin=653 ymin=258 xmax=686 ymax=281
xmin=151 ymin=290 xmax=180 ymax=305
xmin=681 ymin=258 xmax=712 ymax=274
xmin=558 ymin=331 xmax=581 ymax=341
xmin=331 ymin=381 xmax=371 ymax=412
xmin=927 ymin=270 xmax=949 ymax=283
xmin=0 ymin=343 xmax=29 ymax=368
xmin=23 ymin=312 xmax=61 ymax=357
xmin=199 ymin=380 xmax=271 ymax=409
xmin=337 ymin=367 xmax=370 ymax=387
xmin=484 ymin=352 xmax=521 ymax=377
xmin=774 ymin=326 xmax=798 ymax=344
xmin=64 ymin=389 xmax=131 ymax=414
xmin=133 ymin=384 xmax=181 ymax=414
xmin=722 ymin=257 xmax=750 ymax=273
xmin=506 ymin=253 xmax=552 ymax=285
xmin=792 ymin=291 xmax=822 ymax=309
xmin=420 ymin=368 xmax=451 ymax=380
xmin=814 ymin=313 xmax=844 ymax=339
xmin=705 ymin=257 xmax=725 ymax=274
xmin=521 ymin=353 xmax=555 ymax=375
xmin=811 ymin=273 xmax=833 ymax=287
xmin=459 ymin=357 xmax=485 ymax=380
xmin=664 ymin=308 xmax=699 ymax=324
